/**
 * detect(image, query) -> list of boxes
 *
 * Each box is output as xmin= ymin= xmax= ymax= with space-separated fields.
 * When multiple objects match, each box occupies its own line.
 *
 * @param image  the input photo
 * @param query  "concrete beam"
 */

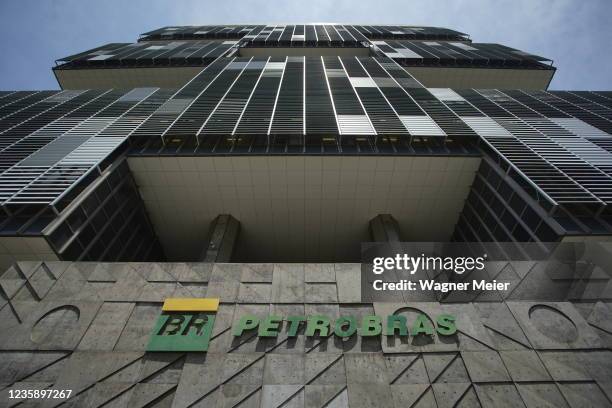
xmin=369 ymin=214 xmax=401 ymax=242
xmin=200 ymin=215 xmax=240 ymax=262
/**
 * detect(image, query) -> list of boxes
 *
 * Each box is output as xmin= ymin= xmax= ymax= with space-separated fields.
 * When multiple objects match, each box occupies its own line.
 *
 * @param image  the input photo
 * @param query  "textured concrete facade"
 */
xmin=0 ymin=261 xmax=611 ymax=407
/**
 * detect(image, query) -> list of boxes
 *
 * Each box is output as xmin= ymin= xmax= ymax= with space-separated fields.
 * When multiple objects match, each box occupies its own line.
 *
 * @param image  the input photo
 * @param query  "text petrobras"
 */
xmin=232 ymin=313 xmax=457 ymax=338
xmin=372 ymin=254 xmax=486 ymax=275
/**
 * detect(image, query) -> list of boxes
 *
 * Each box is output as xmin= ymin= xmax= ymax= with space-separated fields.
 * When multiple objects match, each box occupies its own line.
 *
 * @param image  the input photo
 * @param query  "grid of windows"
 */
xmin=454 ymin=158 xmax=563 ymax=246
xmin=373 ymin=41 xmax=553 ymax=70
xmin=2 ymin=24 xmax=612 ymax=255
xmin=0 ymin=87 xmax=172 ymax=210
xmin=139 ymin=25 xmax=469 ymax=42
xmin=455 ymin=89 xmax=612 ymax=210
xmin=4 ymin=59 xmax=612 ymax=216
xmin=55 ymin=41 xmax=237 ymax=69
xmin=45 ymin=159 xmax=162 ymax=262
xmin=453 ymin=156 xmax=612 ymax=251
xmin=54 ymin=38 xmax=553 ymax=72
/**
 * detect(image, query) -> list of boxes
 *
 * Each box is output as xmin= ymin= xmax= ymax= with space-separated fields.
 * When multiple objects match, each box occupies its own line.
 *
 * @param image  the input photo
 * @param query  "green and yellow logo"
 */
xmin=146 ymin=298 xmax=219 ymax=352
xmin=147 ymin=298 xmax=458 ymax=352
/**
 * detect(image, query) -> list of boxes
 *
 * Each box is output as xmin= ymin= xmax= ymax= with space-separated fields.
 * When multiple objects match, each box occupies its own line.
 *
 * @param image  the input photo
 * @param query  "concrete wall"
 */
xmin=0 ymin=261 xmax=611 ymax=407
xmin=54 ymin=67 xmax=203 ymax=90
xmin=53 ymin=66 xmax=554 ymax=91
xmin=0 ymin=237 xmax=58 ymax=273
xmin=405 ymin=67 xmax=555 ymax=90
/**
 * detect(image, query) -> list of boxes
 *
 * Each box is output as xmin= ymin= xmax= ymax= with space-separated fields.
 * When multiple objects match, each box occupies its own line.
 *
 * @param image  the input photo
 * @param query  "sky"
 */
xmin=0 ymin=0 xmax=611 ymax=91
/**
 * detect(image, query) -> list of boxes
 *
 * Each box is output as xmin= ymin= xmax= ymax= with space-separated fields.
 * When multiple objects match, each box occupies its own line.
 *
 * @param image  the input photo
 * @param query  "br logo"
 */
xmin=146 ymin=298 xmax=219 ymax=352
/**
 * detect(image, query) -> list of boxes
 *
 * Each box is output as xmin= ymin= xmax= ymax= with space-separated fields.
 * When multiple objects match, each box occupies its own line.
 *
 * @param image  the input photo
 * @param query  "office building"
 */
xmin=0 ymin=24 xmax=611 ymax=407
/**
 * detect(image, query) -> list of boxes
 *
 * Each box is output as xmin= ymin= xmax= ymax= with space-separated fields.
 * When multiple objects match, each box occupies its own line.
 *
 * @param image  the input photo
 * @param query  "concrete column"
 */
xmin=200 ymin=215 xmax=240 ymax=262
xmin=369 ymin=214 xmax=401 ymax=242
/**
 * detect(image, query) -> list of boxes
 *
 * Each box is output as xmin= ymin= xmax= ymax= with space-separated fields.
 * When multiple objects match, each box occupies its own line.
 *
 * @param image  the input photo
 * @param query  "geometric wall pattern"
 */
xmin=1 ymin=261 xmax=611 ymax=407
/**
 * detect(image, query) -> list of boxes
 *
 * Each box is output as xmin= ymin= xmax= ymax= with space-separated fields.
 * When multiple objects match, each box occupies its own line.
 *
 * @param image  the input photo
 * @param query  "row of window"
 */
xmin=454 ymin=159 xmax=561 ymax=246
xmin=46 ymin=160 xmax=163 ymax=262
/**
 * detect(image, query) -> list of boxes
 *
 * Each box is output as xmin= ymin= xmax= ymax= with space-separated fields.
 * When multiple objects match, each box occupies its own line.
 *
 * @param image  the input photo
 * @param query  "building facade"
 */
xmin=0 ymin=24 xmax=611 ymax=407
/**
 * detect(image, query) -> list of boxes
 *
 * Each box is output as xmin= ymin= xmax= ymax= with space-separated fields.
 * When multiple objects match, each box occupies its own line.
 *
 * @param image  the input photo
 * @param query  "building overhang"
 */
xmin=404 ymin=66 xmax=555 ymax=90
xmin=127 ymin=154 xmax=481 ymax=262
xmin=53 ymin=64 xmax=555 ymax=90
xmin=53 ymin=66 xmax=204 ymax=90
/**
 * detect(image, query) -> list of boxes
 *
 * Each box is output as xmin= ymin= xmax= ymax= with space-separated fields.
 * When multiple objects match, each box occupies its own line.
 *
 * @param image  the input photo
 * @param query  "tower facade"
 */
xmin=1 ymin=24 xmax=612 ymax=408
xmin=5 ymin=24 xmax=612 ymax=267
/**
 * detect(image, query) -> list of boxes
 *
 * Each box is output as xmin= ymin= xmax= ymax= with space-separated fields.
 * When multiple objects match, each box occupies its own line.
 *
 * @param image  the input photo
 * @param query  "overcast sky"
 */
xmin=0 ymin=0 xmax=610 ymax=90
